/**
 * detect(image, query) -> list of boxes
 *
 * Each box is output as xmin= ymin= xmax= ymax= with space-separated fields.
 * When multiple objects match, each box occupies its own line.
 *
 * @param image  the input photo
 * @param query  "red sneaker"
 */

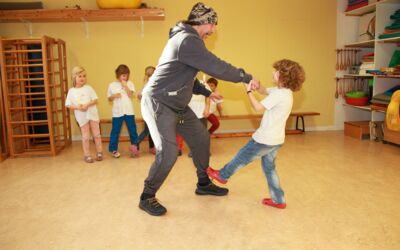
xmin=206 ymin=167 xmax=227 ymax=184
xmin=261 ymin=198 xmax=286 ymax=209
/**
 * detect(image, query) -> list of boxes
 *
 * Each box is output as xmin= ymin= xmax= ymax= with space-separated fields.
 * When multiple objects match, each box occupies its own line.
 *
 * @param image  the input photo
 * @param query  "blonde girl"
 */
xmin=65 ymin=66 xmax=103 ymax=163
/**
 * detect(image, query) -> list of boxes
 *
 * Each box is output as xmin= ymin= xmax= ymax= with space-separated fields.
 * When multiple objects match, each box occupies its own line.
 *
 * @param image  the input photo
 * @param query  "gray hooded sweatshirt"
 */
xmin=143 ymin=22 xmax=252 ymax=112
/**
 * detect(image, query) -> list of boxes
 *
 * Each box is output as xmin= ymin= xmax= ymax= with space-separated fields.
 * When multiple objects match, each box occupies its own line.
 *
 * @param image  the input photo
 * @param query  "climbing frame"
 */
xmin=0 ymin=36 xmax=71 ymax=157
xmin=0 ymin=69 xmax=8 ymax=161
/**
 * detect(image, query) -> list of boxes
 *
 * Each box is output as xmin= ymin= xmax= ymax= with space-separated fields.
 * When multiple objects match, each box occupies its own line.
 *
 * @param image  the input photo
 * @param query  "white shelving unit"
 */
xmin=343 ymin=0 xmax=400 ymax=123
xmin=344 ymin=39 xmax=375 ymax=48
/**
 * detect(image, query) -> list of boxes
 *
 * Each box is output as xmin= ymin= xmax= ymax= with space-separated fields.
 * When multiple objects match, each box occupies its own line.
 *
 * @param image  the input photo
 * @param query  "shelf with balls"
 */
xmin=0 ymin=1 xmax=164 ymax=22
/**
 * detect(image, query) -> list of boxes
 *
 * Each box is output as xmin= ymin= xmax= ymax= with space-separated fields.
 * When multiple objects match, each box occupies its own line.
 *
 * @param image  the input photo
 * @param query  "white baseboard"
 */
xmin=304 ymin=125 xmax=342 ymax=131
xmin=71 ymin=135 xmax=81 ymax=141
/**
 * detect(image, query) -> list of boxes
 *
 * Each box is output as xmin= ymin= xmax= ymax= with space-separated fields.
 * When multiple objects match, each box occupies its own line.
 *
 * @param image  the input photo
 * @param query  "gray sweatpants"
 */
xmin=141 ymin=94 xmax=210 ymax=195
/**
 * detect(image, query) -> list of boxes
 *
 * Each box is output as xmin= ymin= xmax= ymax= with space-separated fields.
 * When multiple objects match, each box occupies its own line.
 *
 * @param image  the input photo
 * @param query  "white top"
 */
xmin=107 ymin=80 xmax=136 ymax=117
xmin=65 ymin=85 xmax=99 ymax=127
xmin=189 ymin=94 xmax=207 ymax=119
xmin=209 ymin=91 xmax=223 ymax=114
xmin=189 ymin=81 xmax=210 ymax=118
xmin=252 ymin=87 xmax=293 ymax=145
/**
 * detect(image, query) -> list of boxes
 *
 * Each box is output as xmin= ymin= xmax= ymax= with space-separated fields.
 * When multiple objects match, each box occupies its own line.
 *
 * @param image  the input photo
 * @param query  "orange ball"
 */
xmin=96 ymin=0 xmax=142 ymax=9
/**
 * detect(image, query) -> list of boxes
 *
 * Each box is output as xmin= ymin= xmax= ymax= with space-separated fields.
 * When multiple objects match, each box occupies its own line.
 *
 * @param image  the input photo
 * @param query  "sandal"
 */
xmin=84 ymin=155 xmax=94 ymax=163
xmin=96 ymin=152 xmax=103 ymax=161
xmin=111 ymin=151 xmax=120 ymax=158
xmin=261 ymin=198 xmax=286 ymax=209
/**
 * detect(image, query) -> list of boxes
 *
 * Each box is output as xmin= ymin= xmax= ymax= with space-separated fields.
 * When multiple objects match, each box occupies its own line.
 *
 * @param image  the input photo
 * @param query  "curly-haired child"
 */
xmin=207 ymin=59 xmax=305 ymax=209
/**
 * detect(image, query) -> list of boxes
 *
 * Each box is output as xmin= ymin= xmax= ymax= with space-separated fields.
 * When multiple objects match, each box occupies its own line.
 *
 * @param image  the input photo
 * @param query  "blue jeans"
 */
xmin=220 ymin=138 xmax=285 ymax=204
xmin=136 ymin=122 xmax=154 ymax=149
xmin=109 ymin=115 xmax=138 ymax=152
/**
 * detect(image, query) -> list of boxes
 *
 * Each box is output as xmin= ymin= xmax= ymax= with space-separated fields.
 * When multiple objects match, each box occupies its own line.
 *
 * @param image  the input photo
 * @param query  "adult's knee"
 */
xmin=198 ymin=131 xmax=210 ymax=146
xmin=160 ymin=146 xmax=179 ymax=166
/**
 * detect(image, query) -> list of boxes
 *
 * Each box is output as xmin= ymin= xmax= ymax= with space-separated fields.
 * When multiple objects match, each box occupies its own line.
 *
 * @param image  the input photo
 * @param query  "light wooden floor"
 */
xmin=0 ymin=131 xmax=399 ymax=250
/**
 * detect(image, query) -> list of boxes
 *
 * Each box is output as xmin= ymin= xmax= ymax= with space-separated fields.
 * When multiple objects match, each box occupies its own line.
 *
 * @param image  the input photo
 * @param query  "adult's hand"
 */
xmin=249 ymin=79 xmax=260 ymax=91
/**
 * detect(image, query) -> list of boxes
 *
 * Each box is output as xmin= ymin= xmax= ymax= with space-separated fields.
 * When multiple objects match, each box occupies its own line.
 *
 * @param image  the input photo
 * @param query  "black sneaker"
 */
xmin=195 ymin=182 xmax=229 ymax=196
xmin=139 ymin=197 xmax=167 ymax=216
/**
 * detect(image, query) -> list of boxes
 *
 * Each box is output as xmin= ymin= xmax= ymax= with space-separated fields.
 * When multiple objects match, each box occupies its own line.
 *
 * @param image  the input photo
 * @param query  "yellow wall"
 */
xmin=0 ymin=0 xmax=336 ymax=136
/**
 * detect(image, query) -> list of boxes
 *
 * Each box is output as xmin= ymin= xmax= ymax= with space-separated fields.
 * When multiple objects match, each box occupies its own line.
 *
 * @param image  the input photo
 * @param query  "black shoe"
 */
xmin=195 ymin=182 xmax=229 ymax=196
xmin=178 ymin=150 xmax=182 ymax=156
xmin=139 ymin=197 xmax=167 ymax=216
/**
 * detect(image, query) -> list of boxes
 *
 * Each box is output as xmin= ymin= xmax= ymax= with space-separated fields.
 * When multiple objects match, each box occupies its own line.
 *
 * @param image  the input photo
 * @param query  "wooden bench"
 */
xmin=99 ymin=112 xmax=320 ymax=141
xmin=216 ymin=112 xmax=320 ymax=136
xmin=288 ymin=112 xmax=320 ymax=134
xmin=99 ymin=118 xmax=144 ymax=142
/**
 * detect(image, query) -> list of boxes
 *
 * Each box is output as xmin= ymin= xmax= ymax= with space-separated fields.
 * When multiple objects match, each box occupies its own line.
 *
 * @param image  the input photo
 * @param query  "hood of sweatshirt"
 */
xmin=142 ymin=22 xmax=252 ymax=112
xmin=169 ymin=22 xmax=193 ymax=39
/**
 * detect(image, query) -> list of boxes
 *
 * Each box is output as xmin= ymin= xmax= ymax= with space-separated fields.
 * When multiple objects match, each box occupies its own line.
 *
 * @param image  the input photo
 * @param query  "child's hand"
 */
xmin=203 ymin=109 xmax=210 ymax=118
xmin=80 ymin=104 xmax=88 ymax=111
xmin=209 ymin=92 xmax=223 ymax=101
xmin=243 ymin=83 xmax=252 ymax=92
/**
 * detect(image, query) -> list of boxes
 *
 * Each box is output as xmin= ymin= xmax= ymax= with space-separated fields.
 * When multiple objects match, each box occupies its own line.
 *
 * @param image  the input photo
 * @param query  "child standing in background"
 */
xmin=107 ymin=64 xmax=139 ymax=158
xmin=207 ymin=59 xmax=305 ymax=209
xmin=206 ymin=77 xmax=223 ymax=135
xmin=137 ymin=66 xmax=156 ymax=155
xmin=188 ymin=78 xmax=210 ymax=129
xmin=188 ymin=78 xmax=210 ymax=157
xmin=65 ymin=66 xmax=103 ymax=163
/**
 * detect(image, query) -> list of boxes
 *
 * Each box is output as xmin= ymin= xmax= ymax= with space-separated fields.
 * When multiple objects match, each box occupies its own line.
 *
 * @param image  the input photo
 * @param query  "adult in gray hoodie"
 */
xmin=139 ymin=2 xmax=260 ymax=216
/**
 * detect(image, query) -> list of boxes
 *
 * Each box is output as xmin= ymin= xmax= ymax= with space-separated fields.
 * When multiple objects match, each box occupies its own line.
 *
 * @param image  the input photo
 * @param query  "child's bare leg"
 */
xmin=90 ymin=120 xmax=103 ymax=153
xmin=80 ymin=123 xmax=91 ymax=156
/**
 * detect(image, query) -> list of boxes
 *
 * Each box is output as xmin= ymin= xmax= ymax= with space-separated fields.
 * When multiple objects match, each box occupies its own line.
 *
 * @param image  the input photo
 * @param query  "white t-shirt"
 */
xmin=65 ymin=85 xmax=99 ymax=127
xmin=189 ymin=94 xmax=206 ymax=119
xmin=252 ymin=87 xmax=293 ymax=145
xmin=209 ymin=91 xmax=223 ymax=114
xmin=189 ymin=81 xmax=211 ymax=119
xmin=107 ymin=80 xmax=135 ymax=117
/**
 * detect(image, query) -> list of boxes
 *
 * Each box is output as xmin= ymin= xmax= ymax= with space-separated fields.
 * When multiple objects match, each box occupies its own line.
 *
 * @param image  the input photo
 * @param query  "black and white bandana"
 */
xmin=187 ymin=2 xmax=218 ymax=25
